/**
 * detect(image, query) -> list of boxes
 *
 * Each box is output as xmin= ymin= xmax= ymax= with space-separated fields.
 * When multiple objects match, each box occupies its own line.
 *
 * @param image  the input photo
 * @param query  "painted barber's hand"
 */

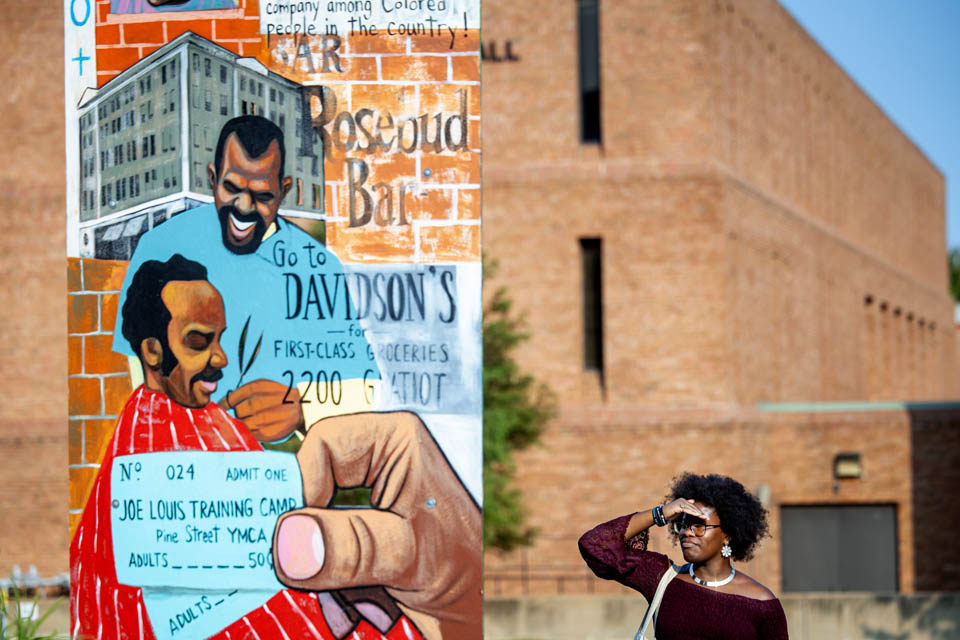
xmin=272 ymin=411 xmax=482 ymax=640
xmin=221 ymin=379 xmax=305 ymax=442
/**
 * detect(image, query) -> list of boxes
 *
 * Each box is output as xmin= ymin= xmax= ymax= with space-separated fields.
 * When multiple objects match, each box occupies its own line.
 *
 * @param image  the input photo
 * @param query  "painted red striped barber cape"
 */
xmin=70 ymin=385 xmax=423 ymax=640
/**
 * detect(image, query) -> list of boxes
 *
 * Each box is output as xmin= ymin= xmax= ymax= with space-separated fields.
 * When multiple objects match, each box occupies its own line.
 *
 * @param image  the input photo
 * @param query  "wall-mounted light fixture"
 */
xmin=834 ymin=452 xmax=862 ymax=479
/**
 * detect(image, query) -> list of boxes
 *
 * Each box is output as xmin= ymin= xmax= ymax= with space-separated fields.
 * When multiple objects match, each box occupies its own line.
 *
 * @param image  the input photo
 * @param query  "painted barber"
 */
xmin=113 ymin=115 xmax=379 ymax=442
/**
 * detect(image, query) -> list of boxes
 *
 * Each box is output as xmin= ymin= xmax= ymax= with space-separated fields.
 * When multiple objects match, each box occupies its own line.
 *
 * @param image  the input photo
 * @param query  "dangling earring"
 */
xmin=721 ymin=542 xmax=732 ymax=558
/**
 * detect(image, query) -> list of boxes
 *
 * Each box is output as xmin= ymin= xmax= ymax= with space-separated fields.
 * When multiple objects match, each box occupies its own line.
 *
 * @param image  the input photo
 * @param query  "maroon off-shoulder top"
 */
xmin=578 ymin=515 xmax=789 ymax=640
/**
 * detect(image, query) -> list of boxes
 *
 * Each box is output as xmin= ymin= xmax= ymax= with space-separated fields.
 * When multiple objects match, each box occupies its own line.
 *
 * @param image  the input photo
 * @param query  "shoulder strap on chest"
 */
xmin=634 ymin=562 xmax=685 ymax=640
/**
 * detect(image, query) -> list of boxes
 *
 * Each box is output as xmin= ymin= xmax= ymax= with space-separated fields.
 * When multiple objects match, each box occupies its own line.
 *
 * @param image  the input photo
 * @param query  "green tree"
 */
xmin=483 ymin=259 xmax=555 ymax=551
xmin=950 ymin=248 xmax=960 ymax=301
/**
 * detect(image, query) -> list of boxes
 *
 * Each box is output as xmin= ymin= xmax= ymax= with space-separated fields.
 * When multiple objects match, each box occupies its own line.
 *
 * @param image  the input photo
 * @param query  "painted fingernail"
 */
xmin=277 ymin=515 xmax=325 ymax=580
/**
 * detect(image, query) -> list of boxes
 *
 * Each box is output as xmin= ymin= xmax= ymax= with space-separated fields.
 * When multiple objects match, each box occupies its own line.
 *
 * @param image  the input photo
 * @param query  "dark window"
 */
xmin=162 ymin=64 xmax=167 ymax=84
xmin=204 ymin=58 xmax=211 ymax=77
xmin=577 ymin=0 xmax=601 ymax=143
xmin=781 ymin=505 xmax=898 ymax=592
xmin=581 ymin=238 xmax=604 ymax=372
xmin=220 ymin=65 xmax=227 ymax=83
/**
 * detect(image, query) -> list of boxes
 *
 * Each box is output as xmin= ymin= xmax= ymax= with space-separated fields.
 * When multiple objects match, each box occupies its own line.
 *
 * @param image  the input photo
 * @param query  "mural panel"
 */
xmin=64 ymin=1 xmax=481 ymax=638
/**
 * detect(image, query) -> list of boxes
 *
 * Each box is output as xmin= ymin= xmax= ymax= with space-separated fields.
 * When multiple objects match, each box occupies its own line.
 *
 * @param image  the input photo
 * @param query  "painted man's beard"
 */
xmin=218 ymin=204 xmax=267 ymax=255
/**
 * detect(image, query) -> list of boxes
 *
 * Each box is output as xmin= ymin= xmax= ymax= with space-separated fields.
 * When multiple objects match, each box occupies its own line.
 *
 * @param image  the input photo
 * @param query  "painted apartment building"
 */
xmin=76 ymin=32 xmax=322 ymax=259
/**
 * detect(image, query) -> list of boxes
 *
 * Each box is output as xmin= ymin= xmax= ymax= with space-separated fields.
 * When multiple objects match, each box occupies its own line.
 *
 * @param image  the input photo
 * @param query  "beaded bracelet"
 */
xmin=652 ymin=505 xmax=666 ymax=527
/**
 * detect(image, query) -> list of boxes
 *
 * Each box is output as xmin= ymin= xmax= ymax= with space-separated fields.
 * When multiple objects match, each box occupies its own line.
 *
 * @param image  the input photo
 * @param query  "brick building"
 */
xmin=0 ymin=0 xmax=958 ymax=603
xmin=481 ymin=0 xmax=960 ymax=595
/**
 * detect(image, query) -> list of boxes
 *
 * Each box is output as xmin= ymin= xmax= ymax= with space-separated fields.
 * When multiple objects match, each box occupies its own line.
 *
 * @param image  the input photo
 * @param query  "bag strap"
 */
xmin=633 ymin=562 xmax=684 ymax=640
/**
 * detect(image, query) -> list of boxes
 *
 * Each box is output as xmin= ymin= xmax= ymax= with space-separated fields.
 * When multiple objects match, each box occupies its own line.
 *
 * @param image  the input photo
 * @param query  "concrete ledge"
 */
xmin=483 ymin=593 xmax=960 ymax=640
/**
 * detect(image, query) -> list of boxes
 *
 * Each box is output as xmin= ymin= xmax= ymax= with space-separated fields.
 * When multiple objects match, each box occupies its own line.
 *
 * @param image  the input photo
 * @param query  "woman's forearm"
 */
xmin=624 ymin=509 xmax=656 ymax=540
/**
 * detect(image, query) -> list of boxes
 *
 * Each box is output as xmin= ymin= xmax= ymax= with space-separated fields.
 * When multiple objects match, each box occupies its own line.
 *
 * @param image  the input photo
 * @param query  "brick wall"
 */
xmin=724 ymin=179 xmax=958 ymax=405
xmin=909 ymin=409 xmax=960 ymax=591
xmin=480 ymin=0 xmax=958 ymax=595
xmin=66 ymin=258 xmax=132 ymax=540
xmin=484 ymin=408 xmax=917 ymax=596
xmin=482 ymin=0 xmax=956 ymax=413
xmin=702 ymin=0 xmax=946 ymax=290
xmin=0 ymin=0 xmax=69 ymax=579
xmin=95 ymin=0 xmax=262 ymax=86
xmin=259 ymin=31 xmax=481 ymax=264
xmin=483 ymin=0 xmax=947 ymax=288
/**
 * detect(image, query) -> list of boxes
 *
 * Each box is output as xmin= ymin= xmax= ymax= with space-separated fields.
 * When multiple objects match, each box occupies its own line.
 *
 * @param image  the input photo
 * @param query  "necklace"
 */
xmin=688 ymin=563 xmax=736 ymax=587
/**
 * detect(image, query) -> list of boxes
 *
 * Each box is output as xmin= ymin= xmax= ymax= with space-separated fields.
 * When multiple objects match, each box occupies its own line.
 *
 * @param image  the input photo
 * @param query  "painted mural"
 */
xmin=64 ymin=1 xmax=482 ymax=638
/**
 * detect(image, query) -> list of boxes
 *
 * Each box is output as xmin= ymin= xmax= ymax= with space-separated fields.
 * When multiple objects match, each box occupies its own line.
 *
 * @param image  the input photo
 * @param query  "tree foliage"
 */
xmin=483 ymin=259 xmax=555 ymax=552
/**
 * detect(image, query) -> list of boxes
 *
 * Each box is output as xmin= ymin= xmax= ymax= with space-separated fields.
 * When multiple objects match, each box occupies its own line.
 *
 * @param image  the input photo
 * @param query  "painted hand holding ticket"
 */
xmin=111 ymin=451 xmax=303 ymax=591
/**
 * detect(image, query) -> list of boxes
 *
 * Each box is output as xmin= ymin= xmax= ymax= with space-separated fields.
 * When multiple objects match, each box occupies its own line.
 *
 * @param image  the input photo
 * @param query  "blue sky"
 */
xmin=777 ymin=0 xmax=960 ymax=250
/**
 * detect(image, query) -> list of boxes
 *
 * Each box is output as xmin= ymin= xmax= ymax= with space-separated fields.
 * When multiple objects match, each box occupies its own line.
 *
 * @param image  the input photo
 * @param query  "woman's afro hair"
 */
xmin=666 ymin=473 xmax=770 ymax=561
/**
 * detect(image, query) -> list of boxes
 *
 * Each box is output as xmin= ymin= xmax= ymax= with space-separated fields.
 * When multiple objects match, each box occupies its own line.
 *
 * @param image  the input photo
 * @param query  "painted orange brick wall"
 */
xmin=93 ymin=0 xmax=481 ymax=263
xmin=95 ymin=0 xmax=261 ymax=86
xmin=67 ymin=258 xmax=131 ymax=539
xmin=258 ymin=30 xmax=481 ymax=265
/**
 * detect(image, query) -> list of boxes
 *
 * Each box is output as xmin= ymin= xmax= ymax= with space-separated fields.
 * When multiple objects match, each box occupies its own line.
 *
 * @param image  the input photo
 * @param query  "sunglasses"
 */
xmin=672 ymin=514 xmax=722 ymax=537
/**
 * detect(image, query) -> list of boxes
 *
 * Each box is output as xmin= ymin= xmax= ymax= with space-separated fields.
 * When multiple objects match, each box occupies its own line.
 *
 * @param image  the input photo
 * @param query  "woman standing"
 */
xmin=578 ymin=473 xmax=788 ymax=639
